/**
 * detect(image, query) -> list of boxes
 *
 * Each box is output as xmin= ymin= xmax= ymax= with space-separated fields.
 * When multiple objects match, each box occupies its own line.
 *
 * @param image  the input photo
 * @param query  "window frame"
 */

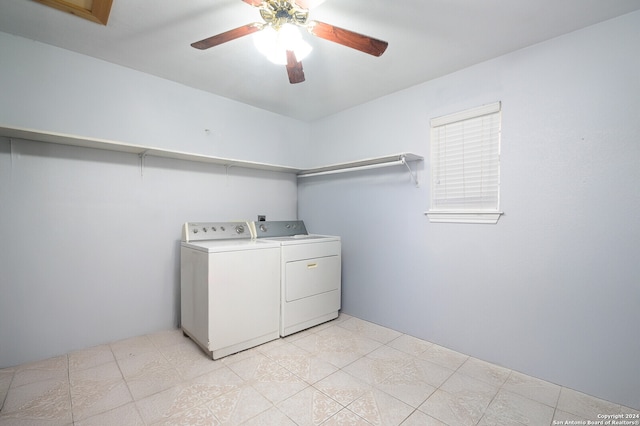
xmin=425 ymin=102 xmax=503 ymax=224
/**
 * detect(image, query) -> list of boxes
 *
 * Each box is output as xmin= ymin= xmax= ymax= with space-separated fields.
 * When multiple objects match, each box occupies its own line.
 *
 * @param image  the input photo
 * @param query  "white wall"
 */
xmin=0 ymin=33 xmax=300 ymax=367
xmin=298 ymin=11 xmax=640 ymax=410
xmin=0 ymin=32 xmax=308 ymax=166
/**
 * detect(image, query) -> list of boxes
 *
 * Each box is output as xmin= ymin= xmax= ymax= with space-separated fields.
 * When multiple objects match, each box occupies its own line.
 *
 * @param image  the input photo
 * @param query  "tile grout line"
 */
xmin=421 ymin=344 xmax=470 ymax=426
xmin=108 ymin=341 xmax=148 ymax=425
xmin=375 ymin=334 xmax=433 ymax=426
xmin=0 ymin=368 xmax=16 ymax=414
xmin=65 ymin=354 xmax=76 ymax=425
xmin=549 ymin=382 xmax=565 ymax=425
xmin=475 ymin=368 xmax=513 ymax=426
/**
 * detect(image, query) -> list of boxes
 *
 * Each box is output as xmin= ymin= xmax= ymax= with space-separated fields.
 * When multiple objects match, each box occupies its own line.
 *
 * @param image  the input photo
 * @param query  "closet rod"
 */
xmin=297 ymin=159 xmax=406 ymax=178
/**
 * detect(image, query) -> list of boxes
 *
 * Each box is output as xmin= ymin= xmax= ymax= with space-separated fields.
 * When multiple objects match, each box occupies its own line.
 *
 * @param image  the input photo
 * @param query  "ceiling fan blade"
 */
xmin=286 ymin=50 xmax=305 ymax=84
xmin=241 ymin=0 xmax=263 ymax=6
xmin=307 ymin=21 xmax=388 ymax=57
xmin=191 ymin=24 xmax=262 ymax=50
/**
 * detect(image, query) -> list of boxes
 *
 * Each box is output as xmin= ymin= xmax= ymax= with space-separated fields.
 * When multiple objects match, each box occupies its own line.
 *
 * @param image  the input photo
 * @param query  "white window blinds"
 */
xmin=427 ymin=102 xmax=502 ymax=223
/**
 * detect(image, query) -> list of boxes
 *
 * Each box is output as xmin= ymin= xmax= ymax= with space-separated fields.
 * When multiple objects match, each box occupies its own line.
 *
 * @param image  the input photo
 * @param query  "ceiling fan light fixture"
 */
xmin=254 ymin=24 xmax=312 ymax=65
xmin=191 ymin=0 xmax=387 ymax=84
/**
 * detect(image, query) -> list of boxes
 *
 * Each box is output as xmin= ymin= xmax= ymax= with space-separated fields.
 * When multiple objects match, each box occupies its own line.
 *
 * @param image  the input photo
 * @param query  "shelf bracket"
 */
xmin=401 ymin=155 xmax=419 ymax=187
xmin=9 ymin=138 xmax=14 ymax=175
xmin=138 ymin=150 xmax=148 ymax=177
xmin=224 ymin=164 xmax=237 ymax=185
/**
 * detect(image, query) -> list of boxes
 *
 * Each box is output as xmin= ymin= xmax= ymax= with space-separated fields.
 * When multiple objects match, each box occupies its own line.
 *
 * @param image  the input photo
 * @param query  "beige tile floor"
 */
xmin=1 ymin=314 xmax=638 ymax=425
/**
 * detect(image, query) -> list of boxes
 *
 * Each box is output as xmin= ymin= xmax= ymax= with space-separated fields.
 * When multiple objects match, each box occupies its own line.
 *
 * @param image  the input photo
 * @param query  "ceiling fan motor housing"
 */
xmin=260 ymin=0 xmax=309 ymax=29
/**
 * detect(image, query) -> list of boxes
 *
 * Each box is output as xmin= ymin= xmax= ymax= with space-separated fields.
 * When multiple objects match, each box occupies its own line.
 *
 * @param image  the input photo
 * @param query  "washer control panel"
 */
xmin=182 ymin=222 xmax=250 ymax=242
xmin=254 ymin=220 xmax=308 ymax=238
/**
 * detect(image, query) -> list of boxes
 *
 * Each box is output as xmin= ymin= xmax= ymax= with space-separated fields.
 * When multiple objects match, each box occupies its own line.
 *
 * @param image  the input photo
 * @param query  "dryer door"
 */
xmin=285 ymin=255 xmax=341 ymax=302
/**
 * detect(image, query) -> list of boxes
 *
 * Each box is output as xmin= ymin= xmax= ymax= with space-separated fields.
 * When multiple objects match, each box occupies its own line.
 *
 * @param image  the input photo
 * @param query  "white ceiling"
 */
xmin=2 ymin=0 xmax=640 ymax=121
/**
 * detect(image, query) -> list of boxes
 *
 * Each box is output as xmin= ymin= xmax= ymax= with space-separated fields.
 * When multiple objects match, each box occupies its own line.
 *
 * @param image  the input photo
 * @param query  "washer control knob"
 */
xmin=286 ymin=224 xmax=291 ymax=229
xmin=235 ymin=225 xmax=245 ymax=234
xmin=260 ymin=224 xmax=267 ymax=232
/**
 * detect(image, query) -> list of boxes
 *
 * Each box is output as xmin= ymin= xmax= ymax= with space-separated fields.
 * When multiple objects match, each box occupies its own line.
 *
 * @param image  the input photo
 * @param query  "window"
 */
xmin=426 ymin=102 xmax=503 ymax=224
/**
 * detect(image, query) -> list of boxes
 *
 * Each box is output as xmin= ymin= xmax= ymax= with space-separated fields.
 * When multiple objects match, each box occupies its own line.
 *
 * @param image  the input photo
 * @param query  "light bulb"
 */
xmin=254 ymin=24 xmax=312 ymax=65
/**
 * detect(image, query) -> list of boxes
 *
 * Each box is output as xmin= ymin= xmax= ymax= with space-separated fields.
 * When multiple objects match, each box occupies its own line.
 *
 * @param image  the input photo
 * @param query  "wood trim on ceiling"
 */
xmin=33 ymin=0 xmax=113 ymax=25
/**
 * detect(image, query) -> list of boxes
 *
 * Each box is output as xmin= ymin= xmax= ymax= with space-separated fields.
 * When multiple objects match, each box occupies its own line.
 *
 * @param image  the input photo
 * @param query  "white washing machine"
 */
xmin=254 ymin=220 xmax=341 ymax=336
xmin=180 ymin=221 xmax=281 ymax=359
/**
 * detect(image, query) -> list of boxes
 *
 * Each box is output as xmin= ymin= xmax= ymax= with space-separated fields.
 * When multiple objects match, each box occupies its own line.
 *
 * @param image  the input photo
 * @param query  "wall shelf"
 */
xmin=0 ymin=125 xmax=301 ymax=173
xmin=0 ymin=126 xmax=423 ymax=183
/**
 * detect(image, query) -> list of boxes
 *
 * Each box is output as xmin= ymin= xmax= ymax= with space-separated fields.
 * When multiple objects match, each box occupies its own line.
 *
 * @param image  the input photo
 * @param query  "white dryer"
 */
xmin=254 ymin=220 xmax=341 ymax=336
xmin=180 ymin=222 xmax=281 ymax=359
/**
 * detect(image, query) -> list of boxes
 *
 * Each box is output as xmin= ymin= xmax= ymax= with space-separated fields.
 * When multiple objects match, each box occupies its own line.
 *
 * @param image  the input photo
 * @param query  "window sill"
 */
xmin=425 ymin=211 xmax=503 ymax=224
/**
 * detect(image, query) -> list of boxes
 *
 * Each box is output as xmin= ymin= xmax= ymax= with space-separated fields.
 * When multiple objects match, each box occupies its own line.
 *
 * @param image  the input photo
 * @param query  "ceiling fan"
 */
xmin=190 ymin=0 xmax=388 ymax=84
